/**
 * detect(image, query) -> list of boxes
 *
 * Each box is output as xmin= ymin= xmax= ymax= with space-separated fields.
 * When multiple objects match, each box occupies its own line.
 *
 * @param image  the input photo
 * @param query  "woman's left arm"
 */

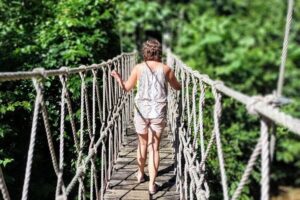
xmin=111 ymin=66 xmax=138 ymax=92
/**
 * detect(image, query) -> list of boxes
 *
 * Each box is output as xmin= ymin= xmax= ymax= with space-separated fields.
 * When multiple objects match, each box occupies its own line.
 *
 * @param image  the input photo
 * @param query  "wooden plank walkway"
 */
xmin=104 ymin=125 xmax=179 ymax=200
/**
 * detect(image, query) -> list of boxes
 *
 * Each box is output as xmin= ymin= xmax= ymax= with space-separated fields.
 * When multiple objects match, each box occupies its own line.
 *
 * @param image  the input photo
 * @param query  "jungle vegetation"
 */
xmin=1 ymin=0 xmax=300 ymax=199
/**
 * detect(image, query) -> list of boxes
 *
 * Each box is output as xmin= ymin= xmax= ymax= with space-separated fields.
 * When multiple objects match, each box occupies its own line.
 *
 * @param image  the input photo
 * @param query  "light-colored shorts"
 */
xmin=134 ymin=115 xmax=166 ymax=134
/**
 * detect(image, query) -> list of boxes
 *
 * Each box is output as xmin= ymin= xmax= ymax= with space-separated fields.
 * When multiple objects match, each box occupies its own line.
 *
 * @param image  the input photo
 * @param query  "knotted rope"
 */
xmin=166 ymin=50 xmax=300 ymax=200
xmin=0 ymin=52 xmax=136 ymax=200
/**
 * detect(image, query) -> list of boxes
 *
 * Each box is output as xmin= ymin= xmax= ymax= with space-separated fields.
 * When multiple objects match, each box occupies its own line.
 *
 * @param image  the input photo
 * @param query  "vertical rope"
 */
xmin=90 ymin=166 xmax=94 ymax=200
xmin=78 ymin=69 xmax=86 ymax=199
xmin=102 ymin=67 xmax=107 ymax=124
xmin=90 ymin=69 xmax=97 ymax=200
xmin=231 ymin=139 xmax=262 ymax=200
xmin=184 ymin=160 xmax=188 ymax=199
xmin=65 ymin=87 xmax=80 ymax=153
xmin=198 ymin=79 xmax=205 ymax=162
xmin=277 ymin=0 xmax=294 ymax=97
xmin=84 ymin=78 xmax=92 ymax=140
xmin=92 ymin=162 xmax=100 ymax=200
xmin=185 ymin=73 xmax=191 ymax=135
xmin=100 ymin=141 xmax=106 ymax=199
xmin=40 ymin=94 xmax=60 ymax=175
xmin=56 ymin=74 xmax=67 ymax=198
xmin=191 ymin=77 xmax=198 ymax=148
xmin=0 ymin=167 xmax=10 ymax=200
xmin=94 ymin=69 xmax=103 ymax=123
xmin=21 ymin=77 xmax=42 ymax=200
xmin=261 ymin=118 xmax=270 ymax=200
xmin=212 ymin=85 xmax=229 ymax=200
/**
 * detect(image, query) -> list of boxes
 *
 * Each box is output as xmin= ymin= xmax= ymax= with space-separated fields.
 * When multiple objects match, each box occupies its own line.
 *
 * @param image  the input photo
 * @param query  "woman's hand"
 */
xmin=111 ymin=70 xmax=121 ymax=82
xmin=110 ymin=66 xmax=137 ymax=92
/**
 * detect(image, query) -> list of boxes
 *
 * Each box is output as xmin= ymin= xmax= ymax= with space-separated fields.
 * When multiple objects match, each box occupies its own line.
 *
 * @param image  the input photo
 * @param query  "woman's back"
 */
xmin=135 ymin=61 xmax=168 ymax=119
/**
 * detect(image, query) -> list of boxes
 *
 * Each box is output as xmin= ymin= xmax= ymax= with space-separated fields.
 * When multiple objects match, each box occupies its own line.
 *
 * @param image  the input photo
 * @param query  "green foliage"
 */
xmin=117 ymin=0 xmax=171 ymax=52
xmin=36 ymin=0 xmax=119 ymax=68
xmin=1 ymin=0 xmax=300 ymax=199
xmin=0 ymin=0 xmax=120 ymax=199
xmin=172 ymin=0 xmax=300 ymax=198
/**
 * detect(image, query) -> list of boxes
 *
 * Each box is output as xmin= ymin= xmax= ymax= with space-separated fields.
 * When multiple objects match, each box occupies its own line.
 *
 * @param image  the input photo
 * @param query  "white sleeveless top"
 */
xmin=134 ymin=62 xmax=168 ymax=119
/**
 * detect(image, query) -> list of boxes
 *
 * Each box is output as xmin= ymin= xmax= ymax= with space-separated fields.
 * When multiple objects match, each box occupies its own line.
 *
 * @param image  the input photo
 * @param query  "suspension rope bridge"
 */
xmin=0 ymin=49 xmax=299 ymax=200
xmin=1 ymin=1 xmax=300 ymax=199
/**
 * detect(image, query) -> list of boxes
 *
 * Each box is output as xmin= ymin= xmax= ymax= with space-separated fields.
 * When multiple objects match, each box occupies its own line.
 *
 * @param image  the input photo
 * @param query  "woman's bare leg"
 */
xmin=137 ymin=133 xmax=148 ymax=177
xmin=148 ymin=129 xmax=162 ymax=190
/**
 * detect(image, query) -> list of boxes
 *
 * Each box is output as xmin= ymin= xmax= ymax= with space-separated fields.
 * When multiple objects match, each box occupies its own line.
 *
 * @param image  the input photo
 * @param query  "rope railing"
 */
xmin=1 ymin=48 xmax=300 ymax=200
xmin=167 ymin=49 xmax=300 ymax=200
xmin=0 ymin=53 xmax=135 ymax=82
xmin=0 ymin=52 xmax=136 ymax=200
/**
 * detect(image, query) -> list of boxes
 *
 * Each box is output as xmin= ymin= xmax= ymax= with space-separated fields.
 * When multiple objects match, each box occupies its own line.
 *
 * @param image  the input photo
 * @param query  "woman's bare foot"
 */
xmin=149 ymin=183 xmax=158 ymax=194
xmin=136 ymin=170 xmax=145 ymax=183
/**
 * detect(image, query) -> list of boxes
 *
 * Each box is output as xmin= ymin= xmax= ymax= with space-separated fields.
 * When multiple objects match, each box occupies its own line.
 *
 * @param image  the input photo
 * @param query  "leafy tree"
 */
xmin=173 ymin=0 xmax=300 ymax=198
xmin=117 ymin=0 xmax=171 ymax=52
xmin=0 ymin=0 xmax=120 ymax=199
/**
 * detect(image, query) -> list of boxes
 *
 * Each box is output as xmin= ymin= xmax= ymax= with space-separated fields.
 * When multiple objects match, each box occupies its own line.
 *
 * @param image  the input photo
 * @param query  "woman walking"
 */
xmin=111 ymin=39 xmax=181 ymax=194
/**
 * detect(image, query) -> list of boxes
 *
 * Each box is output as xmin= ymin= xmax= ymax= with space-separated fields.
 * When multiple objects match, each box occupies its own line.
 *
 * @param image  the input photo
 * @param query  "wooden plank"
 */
xmin=118 ymin=149 xmax=174 ymax=155
xmin=116 ymin=155 xmax=175 ymax=164
xmin=123 ymin=140 xmax=172 ymax=145
xmin=110 ymin=171 xmax=175 ymax=181
xmin=113 ymin=163 xmax=174 ymax=172
xmin=116 ymin=153 xmax=174 ymax=163
xmin=126 ymin=127 xmax=171 ymax=133
xmin=118 ymin=147 xmax=174 ymax=155
xmin=115 ymin=159 xmax=175 ymax=166
xmin=123 ymin=138 xmax=172 ymax=146
xmin=110 ymin=170 xmax=176 ymax=181
xmin=108 ymin=178 xmax=176 ymax=191
xmin=122 ymin=141 xmax=172 ymax=148
xmin=117 ymin=151 xmax=174 ymax=159
xmin=104 ymin=189 xmax=179 ymax=200
xmin=125 ymin=134 xmax=171 ymax=141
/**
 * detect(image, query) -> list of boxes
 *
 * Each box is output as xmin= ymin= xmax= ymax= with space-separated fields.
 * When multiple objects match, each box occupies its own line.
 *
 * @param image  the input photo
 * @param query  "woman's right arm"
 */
xmin=111 ymin=65 xmax=138 ymax=92
xmin=166 ymin=66 xmax=181 ymax=90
